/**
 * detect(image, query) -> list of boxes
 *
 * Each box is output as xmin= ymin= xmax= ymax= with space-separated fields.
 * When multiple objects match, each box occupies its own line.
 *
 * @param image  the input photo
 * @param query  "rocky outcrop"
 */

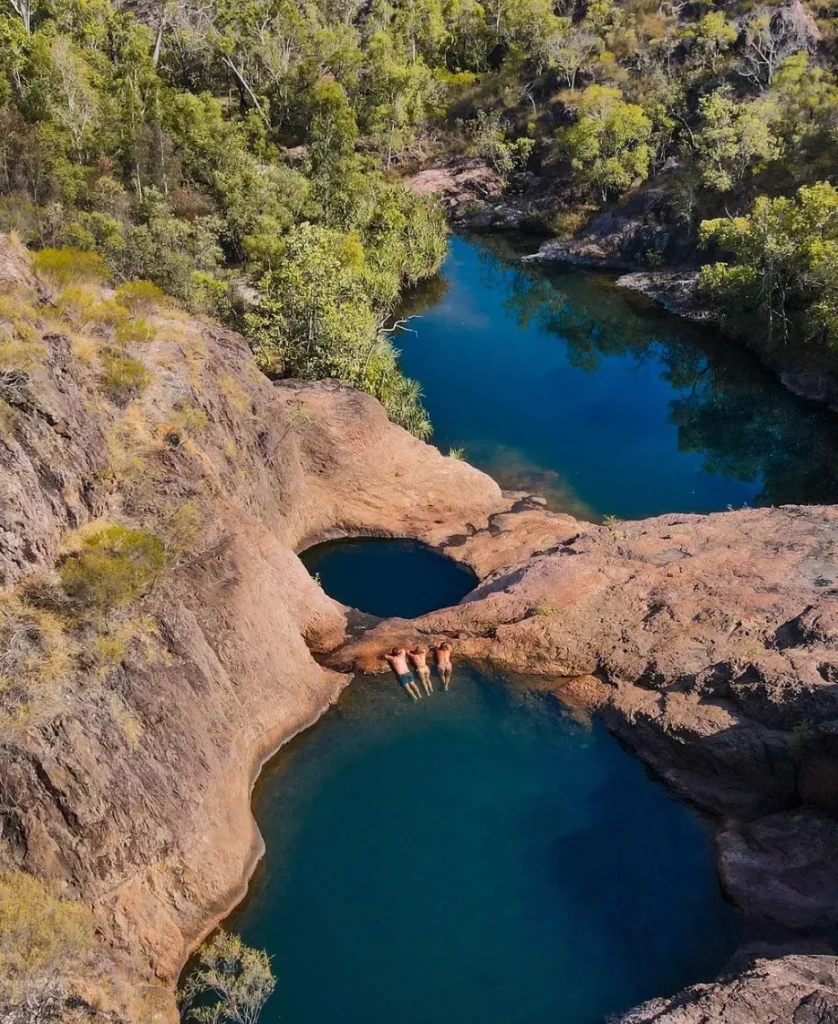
xmin=611 ymin=954 xmax=838 ymax=1023
xmin=718 ymin=810 xmax=838 ymax=932
xmin=406 ymin=158 xmax=560 ymax=230
xmin=407 ymin=158 xmax=506 ymax=218
xmin=525 ymin=221 xmax=669 ymax=269
xmin=615 ymin=270 xmax=709 ymax=322
xmin=524 ymin=177 xmax=684 ymax=268
xmin=3 ymin=236 xmax=838 ymax=1021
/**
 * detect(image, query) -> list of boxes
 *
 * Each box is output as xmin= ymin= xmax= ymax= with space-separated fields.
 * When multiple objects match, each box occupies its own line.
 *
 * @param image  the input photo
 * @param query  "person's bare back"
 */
xmin=433 ymin=641 xmax=453 ymax=690
xmin=408 ymin=647 xmax=433 ymax=695
xmin=381 ymin=647 xmax=422 ymax=701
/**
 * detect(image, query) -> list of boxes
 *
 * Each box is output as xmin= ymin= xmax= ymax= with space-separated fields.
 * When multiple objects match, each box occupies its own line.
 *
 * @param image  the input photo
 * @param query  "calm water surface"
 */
xmin=302 ymin=538 xmax=476 ymax=618
xmin=397 ymin=234 xmax=838 ymax=519
xmin=217 ymin=236 xmax=809 ymax=1022
xmin=231 ymin=670 xmax=739 ymax=1024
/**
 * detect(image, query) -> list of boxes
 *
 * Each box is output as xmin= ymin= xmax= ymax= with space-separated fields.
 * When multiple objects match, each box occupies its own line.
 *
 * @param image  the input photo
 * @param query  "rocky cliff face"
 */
xmin=2 ymin=236 xmax=838 ymax=1022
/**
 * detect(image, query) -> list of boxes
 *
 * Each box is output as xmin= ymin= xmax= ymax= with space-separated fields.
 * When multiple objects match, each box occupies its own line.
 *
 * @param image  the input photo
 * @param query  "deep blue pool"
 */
xmin=230 ymin=669 xmax=739 ymax=1024
xmin=396 ymin=234 xmax=838 ymax=520
xmin=301 ymin=538 xmax=476 ymax=618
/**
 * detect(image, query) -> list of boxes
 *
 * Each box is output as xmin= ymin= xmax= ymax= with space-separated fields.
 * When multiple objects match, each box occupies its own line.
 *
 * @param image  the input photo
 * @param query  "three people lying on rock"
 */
xmin=381 ymin=642 xmax=453 ymax=700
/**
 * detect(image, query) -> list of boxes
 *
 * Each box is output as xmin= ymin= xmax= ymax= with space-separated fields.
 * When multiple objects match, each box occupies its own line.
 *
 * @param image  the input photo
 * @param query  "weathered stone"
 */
xmin=612 ymin=955 xmax=838 ymax=1023
xmin=719 ymin=810 xmax=838 ymax=931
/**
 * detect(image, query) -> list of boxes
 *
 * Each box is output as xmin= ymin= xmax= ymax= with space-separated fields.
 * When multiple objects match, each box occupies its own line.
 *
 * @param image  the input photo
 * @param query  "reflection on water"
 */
xmin=397 ymin=234 xmax=838 ymax=520
xmin=229 ymin=669 xmax=739 ymax=1024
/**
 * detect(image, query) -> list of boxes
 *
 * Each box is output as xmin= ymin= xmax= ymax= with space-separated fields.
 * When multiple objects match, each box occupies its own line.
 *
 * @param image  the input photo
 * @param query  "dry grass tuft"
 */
xmin=0 ymin=591 xmax=75 ymax=719
xmin=218 ymin=372 xmax=252 ymax=416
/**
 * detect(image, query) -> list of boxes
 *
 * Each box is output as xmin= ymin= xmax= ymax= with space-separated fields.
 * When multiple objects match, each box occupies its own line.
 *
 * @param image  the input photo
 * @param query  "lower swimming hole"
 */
xmin=220 ymin=540 xmax=740 ymax=1024
xmin=226 ymin=670 xmax=739 ymax=1024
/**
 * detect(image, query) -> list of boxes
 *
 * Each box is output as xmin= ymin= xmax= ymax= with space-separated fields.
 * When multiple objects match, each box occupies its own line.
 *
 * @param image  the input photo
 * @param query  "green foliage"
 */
xmin=99 ymin=348 xmax=152 ymax=404
xmin=247 ymin=222 xmax=378 ymax=379
xmin=699 ymin=182 xmax=838 ymax=347
xmin=180 ymin=931 xmax=276 ymax=1024
xmin=31 ymin=248 xmax=107 ymax=287
xmin=468 ymin=110 xmax=534 ymax=176
xmin=0 ymin=0 xmax=832 ymax=403
xmin=695 ymin=90 xmax=780 ymax=193
xmin=59 ymin=522 xmax=167 ymax=613
xmin=114 ymin=279 xmax=167 ymax=314
xmin=557 ymin=86 xmax=652 ymax=200
xmin=246 ymin=222 xmax=433 ymax=437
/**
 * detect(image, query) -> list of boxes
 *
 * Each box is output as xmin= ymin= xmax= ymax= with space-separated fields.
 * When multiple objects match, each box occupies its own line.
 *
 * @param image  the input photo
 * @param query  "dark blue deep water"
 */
xmin=397 ymin=234 xmax=838 ymax=520
xmin=231 ymin=671 xmax=739 ymax=1024
xmin=302 ymin=538 xmax=476 ymax=618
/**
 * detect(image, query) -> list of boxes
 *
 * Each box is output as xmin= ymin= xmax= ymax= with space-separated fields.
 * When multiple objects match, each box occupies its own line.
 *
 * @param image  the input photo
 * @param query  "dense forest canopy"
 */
xmin=0 ymin=0 xmax=837 ymax=428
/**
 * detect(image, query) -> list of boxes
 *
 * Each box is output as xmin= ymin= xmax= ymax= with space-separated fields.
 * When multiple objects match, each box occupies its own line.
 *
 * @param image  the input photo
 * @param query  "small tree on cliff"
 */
xmin=557 ymin=85 xmax=652 ymax=202
xmin=699 ymin=180 xmax=838 ymax=346
xmin=180 ymin=931 xmax=276 ymax=1024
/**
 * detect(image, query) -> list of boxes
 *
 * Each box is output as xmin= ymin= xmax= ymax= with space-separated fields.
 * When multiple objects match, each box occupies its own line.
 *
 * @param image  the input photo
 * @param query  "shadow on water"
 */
xmin=396 ymin=234 xmax=838 ymax=520
xmin=227 ymin=668 xmax=740 ymax=1024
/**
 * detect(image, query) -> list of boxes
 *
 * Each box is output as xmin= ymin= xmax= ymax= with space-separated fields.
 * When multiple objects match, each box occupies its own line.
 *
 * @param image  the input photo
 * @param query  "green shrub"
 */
xmin=180 ymin=931 xmax=276 ymax=1024
xmin=114 ymin=279 xmax=167 ymax=314
xmin=98 ymin=349 xmax=152 ymax=404
xmin=31 ymin=248 xmax=107 ymax=288
xmin=114 ymin=316 xmax=155 ymax=346
xmin=59 ymin=523 xmax=167 ymax=613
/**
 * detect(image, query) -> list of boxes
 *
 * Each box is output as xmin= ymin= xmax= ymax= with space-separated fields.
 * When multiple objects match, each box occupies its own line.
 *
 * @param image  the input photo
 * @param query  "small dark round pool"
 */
xmin=301 ymin=538 xmax=476 ymax=618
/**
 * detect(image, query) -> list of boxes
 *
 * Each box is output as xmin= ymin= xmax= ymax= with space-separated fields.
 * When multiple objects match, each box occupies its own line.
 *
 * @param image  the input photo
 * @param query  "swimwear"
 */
xmin=396 ymin=671 xmax=415 ymax=687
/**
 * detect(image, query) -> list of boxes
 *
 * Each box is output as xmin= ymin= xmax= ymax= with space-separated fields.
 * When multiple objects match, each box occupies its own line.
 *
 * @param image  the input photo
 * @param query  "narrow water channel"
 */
xmin=216 ymin=233 xmax=838 ymax=1021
